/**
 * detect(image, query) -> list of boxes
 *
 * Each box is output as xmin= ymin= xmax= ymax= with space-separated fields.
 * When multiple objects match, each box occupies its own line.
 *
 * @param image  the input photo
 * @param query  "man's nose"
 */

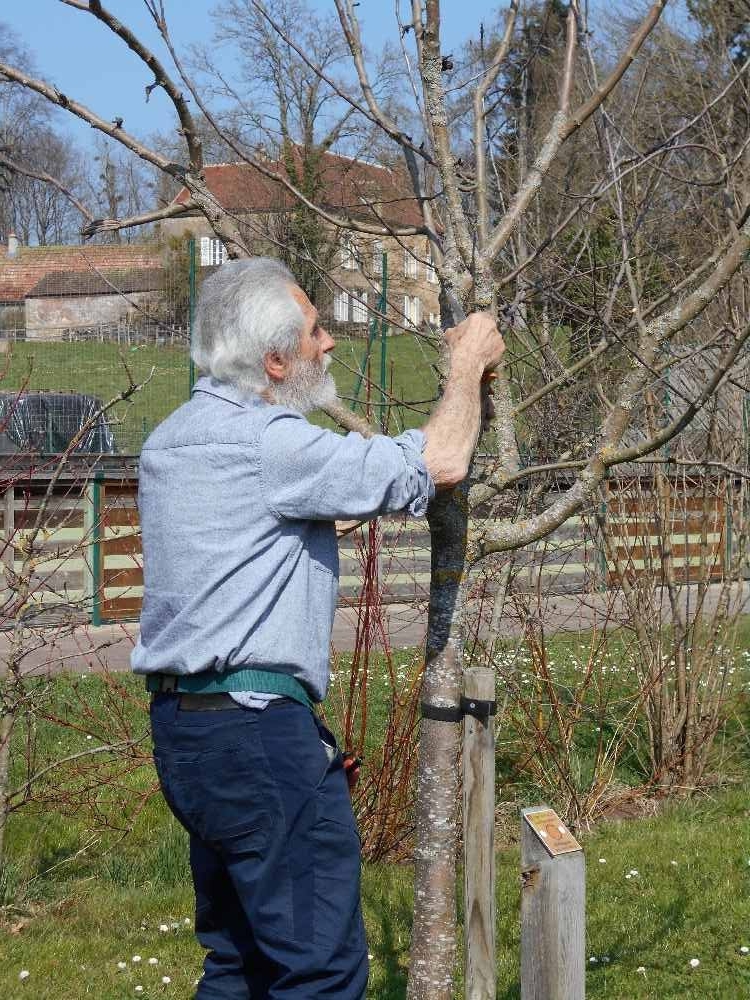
xmin=321 ymin=329 xmax=335 ymax=353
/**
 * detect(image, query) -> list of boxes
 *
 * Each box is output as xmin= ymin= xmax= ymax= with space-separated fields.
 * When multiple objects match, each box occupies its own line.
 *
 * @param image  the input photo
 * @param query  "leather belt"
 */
xmin=168 ymin=693 xmax=296 ymax=711
xmin=177 ymin=693 xmax=239 ymax=711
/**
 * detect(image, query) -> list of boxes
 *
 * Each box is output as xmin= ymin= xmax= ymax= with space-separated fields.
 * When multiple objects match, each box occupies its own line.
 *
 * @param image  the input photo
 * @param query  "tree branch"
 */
xmin=255 ymin=0 xmax=435 ymax=167
xmin=146 ymin=12 xmax=427 ymax=239
xmin=0 ymin=61 xmax=181 ymax=175
xmin=472 ymin=213 xmax=750 ymax=526
xmin=80 ymin=198 xmax=198 ymax=239
xmin=60 ymin=0 xmax=203 ymax=170
xmin=473 ymin=0 xmax=518 ymax=249
xmin=484 ymin=0 xmax=666 ymax=265
xmin=420 ymin=0 xmax=475 ymax=269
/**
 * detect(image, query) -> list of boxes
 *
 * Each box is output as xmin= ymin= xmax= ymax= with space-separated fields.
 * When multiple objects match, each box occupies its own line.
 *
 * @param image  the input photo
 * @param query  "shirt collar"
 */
xmin=192 ymin=375 xmax=261 ymax=410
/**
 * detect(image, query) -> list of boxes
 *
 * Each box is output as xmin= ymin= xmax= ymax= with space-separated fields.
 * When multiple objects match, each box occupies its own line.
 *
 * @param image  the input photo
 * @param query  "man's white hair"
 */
xmin=191 ymin=257 xmax=304 ymax=394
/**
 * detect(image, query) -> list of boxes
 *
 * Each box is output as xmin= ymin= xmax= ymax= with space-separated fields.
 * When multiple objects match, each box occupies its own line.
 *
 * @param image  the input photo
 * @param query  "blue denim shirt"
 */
xmin=131 ymin=376 xmax=434 ymax=702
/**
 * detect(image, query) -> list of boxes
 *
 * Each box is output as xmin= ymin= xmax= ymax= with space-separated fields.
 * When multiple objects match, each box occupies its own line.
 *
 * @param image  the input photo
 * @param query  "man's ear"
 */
xmin=264 ymin=350 xmax=288 ymax=383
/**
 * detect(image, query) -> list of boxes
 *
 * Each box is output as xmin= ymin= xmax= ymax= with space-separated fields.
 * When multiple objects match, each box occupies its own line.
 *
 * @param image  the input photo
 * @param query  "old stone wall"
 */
xmin=25 ymin=291 xmax=160 ymax=339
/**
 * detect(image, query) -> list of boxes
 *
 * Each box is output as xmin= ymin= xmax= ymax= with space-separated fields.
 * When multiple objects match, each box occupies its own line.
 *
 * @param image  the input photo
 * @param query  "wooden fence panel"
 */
xmin=99 ymin=481 xmax=142 ymax=622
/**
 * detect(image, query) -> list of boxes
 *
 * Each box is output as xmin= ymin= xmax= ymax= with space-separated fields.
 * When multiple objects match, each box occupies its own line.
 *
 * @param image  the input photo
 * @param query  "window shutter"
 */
xmin=200 ymin=237 xmax=211 ymax=266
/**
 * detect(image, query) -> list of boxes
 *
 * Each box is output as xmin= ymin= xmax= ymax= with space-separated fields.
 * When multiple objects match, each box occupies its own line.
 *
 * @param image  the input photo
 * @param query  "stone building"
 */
xmin=0 ymin=239 xmax=164 ymax=340
xmin=162 ymin=153 xmax=441 ymax=335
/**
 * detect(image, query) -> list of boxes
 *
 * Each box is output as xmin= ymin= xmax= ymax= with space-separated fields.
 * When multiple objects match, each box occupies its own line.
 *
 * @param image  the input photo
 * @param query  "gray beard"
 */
xmin=270 ymin=356 xmax=338 ymax=414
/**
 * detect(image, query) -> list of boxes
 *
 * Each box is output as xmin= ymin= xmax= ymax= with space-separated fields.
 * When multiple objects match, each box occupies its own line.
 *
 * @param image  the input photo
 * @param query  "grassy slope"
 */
xmin=0 ymin=333 xmax=440 ymax=455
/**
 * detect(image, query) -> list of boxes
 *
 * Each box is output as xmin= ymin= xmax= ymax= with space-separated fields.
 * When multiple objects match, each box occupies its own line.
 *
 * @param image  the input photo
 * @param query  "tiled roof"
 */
xmin=0 ymin=244 xmax=162 ymax=303
xmin=173 ymin=152 xmax=423 ymax=228
xmin=28 ymin=267 xmax=167 ymax=298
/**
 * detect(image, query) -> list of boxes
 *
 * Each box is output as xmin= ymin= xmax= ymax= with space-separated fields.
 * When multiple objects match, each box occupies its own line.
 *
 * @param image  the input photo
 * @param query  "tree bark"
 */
xmin=407 ymin=487 xmax=468 ymax=1000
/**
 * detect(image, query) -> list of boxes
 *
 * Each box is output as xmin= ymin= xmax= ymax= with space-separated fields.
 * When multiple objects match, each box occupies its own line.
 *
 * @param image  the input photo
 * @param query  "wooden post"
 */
xmin=463 ymin=668 xmax=496 ymax=1000
xmin=3 ymin=486 xmax=15 ymax=586
xmin=520 ymin=806 xmax=585 ymax=1000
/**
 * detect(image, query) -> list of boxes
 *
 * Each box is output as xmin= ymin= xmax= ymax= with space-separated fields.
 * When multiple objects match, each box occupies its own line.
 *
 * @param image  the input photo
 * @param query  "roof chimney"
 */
xmin=7 ymin=232 xmax=19 ymax=258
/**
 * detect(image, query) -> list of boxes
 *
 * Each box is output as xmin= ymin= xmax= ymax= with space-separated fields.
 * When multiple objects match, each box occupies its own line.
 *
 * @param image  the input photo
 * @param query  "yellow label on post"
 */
xmin=524 ymin=808 xmax=582 ymax=856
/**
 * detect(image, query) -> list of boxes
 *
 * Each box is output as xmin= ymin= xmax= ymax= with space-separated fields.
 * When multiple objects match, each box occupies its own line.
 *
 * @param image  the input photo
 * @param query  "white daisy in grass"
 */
xmin=162 ymin=976 xmax=171 ymax=984
xmin=19 ymin=970 xmax=30 ymax=981
xmin=689 ymin=958 xmax=700 ymax=968
xmin=117 ymin=962 xmax=127 ymax=970
xmin=159 ymin=923 xmax=169 ymax=932
xmin=132 ymin=955 xmax=142 ymax=963
xmin=148 ymin=957 xmax=158 ymax=965
xmin=740 ymin=946 xmax=749 ymax=955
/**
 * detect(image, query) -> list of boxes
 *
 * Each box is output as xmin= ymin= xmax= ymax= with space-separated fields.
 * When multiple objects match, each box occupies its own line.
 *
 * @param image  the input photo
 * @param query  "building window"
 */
xmin=334 ymin=289 xmax=368 ymax=323
xmin=334 ymin=291 xmax=350 ymax=322
xmin=340 ymin=234 xmax=359 ymax=270
xmin=200 ymin=236 xmax=227 ymax=266
xmin=426 ymin=249 xmax=438 ymax=283
xmin=372 ymin=239 xmax=383 ymax=274
xmin=352 ymin=289 xmax=368 ymax=323
xmin=404 ymin=248 xmax=419 ymax=279
xmin=404 ymin=294 xmax=422 ymax=328
xmin=428 ymin=311 xmax=440 ymax=327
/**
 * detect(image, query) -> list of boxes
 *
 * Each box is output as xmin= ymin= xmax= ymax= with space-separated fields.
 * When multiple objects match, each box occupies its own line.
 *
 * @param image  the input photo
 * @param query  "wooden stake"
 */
xmin=463 ymin=668 xmax=496 ymax=1000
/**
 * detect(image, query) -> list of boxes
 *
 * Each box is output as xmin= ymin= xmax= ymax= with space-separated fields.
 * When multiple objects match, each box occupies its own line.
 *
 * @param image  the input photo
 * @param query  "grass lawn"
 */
xmin=2 ymin=640 xmax=750 ymax=999
xmin=0 ymin=332 xmax=440 ymax=455
xmin=2 ymin=787 xmax=749 ymax=998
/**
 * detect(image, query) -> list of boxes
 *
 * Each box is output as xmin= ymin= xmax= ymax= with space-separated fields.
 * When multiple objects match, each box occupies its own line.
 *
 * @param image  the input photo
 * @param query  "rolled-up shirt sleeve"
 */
xmin=259 ymin=410 xmax=435 ymax=521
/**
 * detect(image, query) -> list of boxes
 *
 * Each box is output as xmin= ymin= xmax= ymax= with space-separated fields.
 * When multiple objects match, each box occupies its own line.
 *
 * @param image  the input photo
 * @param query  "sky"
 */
xmin=1 ymin=0 xmax=511 ymax=149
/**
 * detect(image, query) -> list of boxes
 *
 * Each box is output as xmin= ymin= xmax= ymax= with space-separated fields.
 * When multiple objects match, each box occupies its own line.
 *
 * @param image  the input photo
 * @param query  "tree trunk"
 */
xmin=407 ymin=488 xmax=468 ymax=1000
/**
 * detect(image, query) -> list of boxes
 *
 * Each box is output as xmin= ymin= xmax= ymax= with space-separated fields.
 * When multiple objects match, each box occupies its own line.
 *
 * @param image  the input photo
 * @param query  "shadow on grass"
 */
xmin=363 ymin=866 xmax=413 ymax=1000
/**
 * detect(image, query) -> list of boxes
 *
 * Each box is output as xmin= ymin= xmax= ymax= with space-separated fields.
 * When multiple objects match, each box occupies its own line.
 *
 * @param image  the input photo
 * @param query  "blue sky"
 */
xmin=2 ymin=1 xmax=507 ymax=148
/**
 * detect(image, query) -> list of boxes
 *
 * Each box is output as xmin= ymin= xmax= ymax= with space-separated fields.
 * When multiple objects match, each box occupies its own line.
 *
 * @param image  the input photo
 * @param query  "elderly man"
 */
xmin=132 ymin=257 xmax=504 ymax=1000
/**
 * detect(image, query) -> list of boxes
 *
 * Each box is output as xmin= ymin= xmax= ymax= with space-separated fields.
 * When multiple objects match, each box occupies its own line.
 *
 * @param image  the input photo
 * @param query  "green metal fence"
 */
xmin=0 ymin=242 xmax=438 ymax=455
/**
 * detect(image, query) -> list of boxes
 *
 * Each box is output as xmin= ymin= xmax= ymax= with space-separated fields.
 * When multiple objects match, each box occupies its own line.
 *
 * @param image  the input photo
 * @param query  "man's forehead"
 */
xmin=289 ymin=286 xmax=319 ymax=333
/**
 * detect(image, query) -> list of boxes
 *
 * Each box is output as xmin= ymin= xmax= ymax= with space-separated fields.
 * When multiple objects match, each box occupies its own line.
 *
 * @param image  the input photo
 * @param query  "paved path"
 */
xmin=3 ymin=581 xmax=749 ymax=678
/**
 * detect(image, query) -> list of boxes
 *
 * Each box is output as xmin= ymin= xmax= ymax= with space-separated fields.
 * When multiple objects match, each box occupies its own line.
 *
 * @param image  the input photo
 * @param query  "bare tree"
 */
xmin=0 ymin=126 xmax=87 ymax=244
xmin=0 ymin=21 xmax=89 ymax=243
xmin=1 ymin=2 xmax=749 ymax=996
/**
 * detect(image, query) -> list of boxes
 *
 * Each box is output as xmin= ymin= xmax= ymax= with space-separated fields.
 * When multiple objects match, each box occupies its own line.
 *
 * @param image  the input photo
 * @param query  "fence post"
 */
xmin=188 ymin=237 xmax=197 ymax=394
xmin=3 ymin=486 xmax=15 ymax=590
xmin=463 ymin=668 xmax=496 ymax=1000
xmin=520 ymin=806 xmax=585 ymax=1000
xmin=378 ymin=251 xmax=388 ymax=432
xmin=91 ymin=472 xmax=103 ymax=627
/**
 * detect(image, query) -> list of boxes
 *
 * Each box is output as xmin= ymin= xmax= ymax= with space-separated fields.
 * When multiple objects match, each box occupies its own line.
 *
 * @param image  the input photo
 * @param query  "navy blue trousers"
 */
xmin=150 ymin=694 xmax=368 ymax=999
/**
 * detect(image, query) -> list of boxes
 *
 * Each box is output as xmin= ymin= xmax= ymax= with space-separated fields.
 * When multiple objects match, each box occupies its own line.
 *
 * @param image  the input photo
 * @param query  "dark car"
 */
xmin=0 ymin=391 xmax=117 ymax=454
